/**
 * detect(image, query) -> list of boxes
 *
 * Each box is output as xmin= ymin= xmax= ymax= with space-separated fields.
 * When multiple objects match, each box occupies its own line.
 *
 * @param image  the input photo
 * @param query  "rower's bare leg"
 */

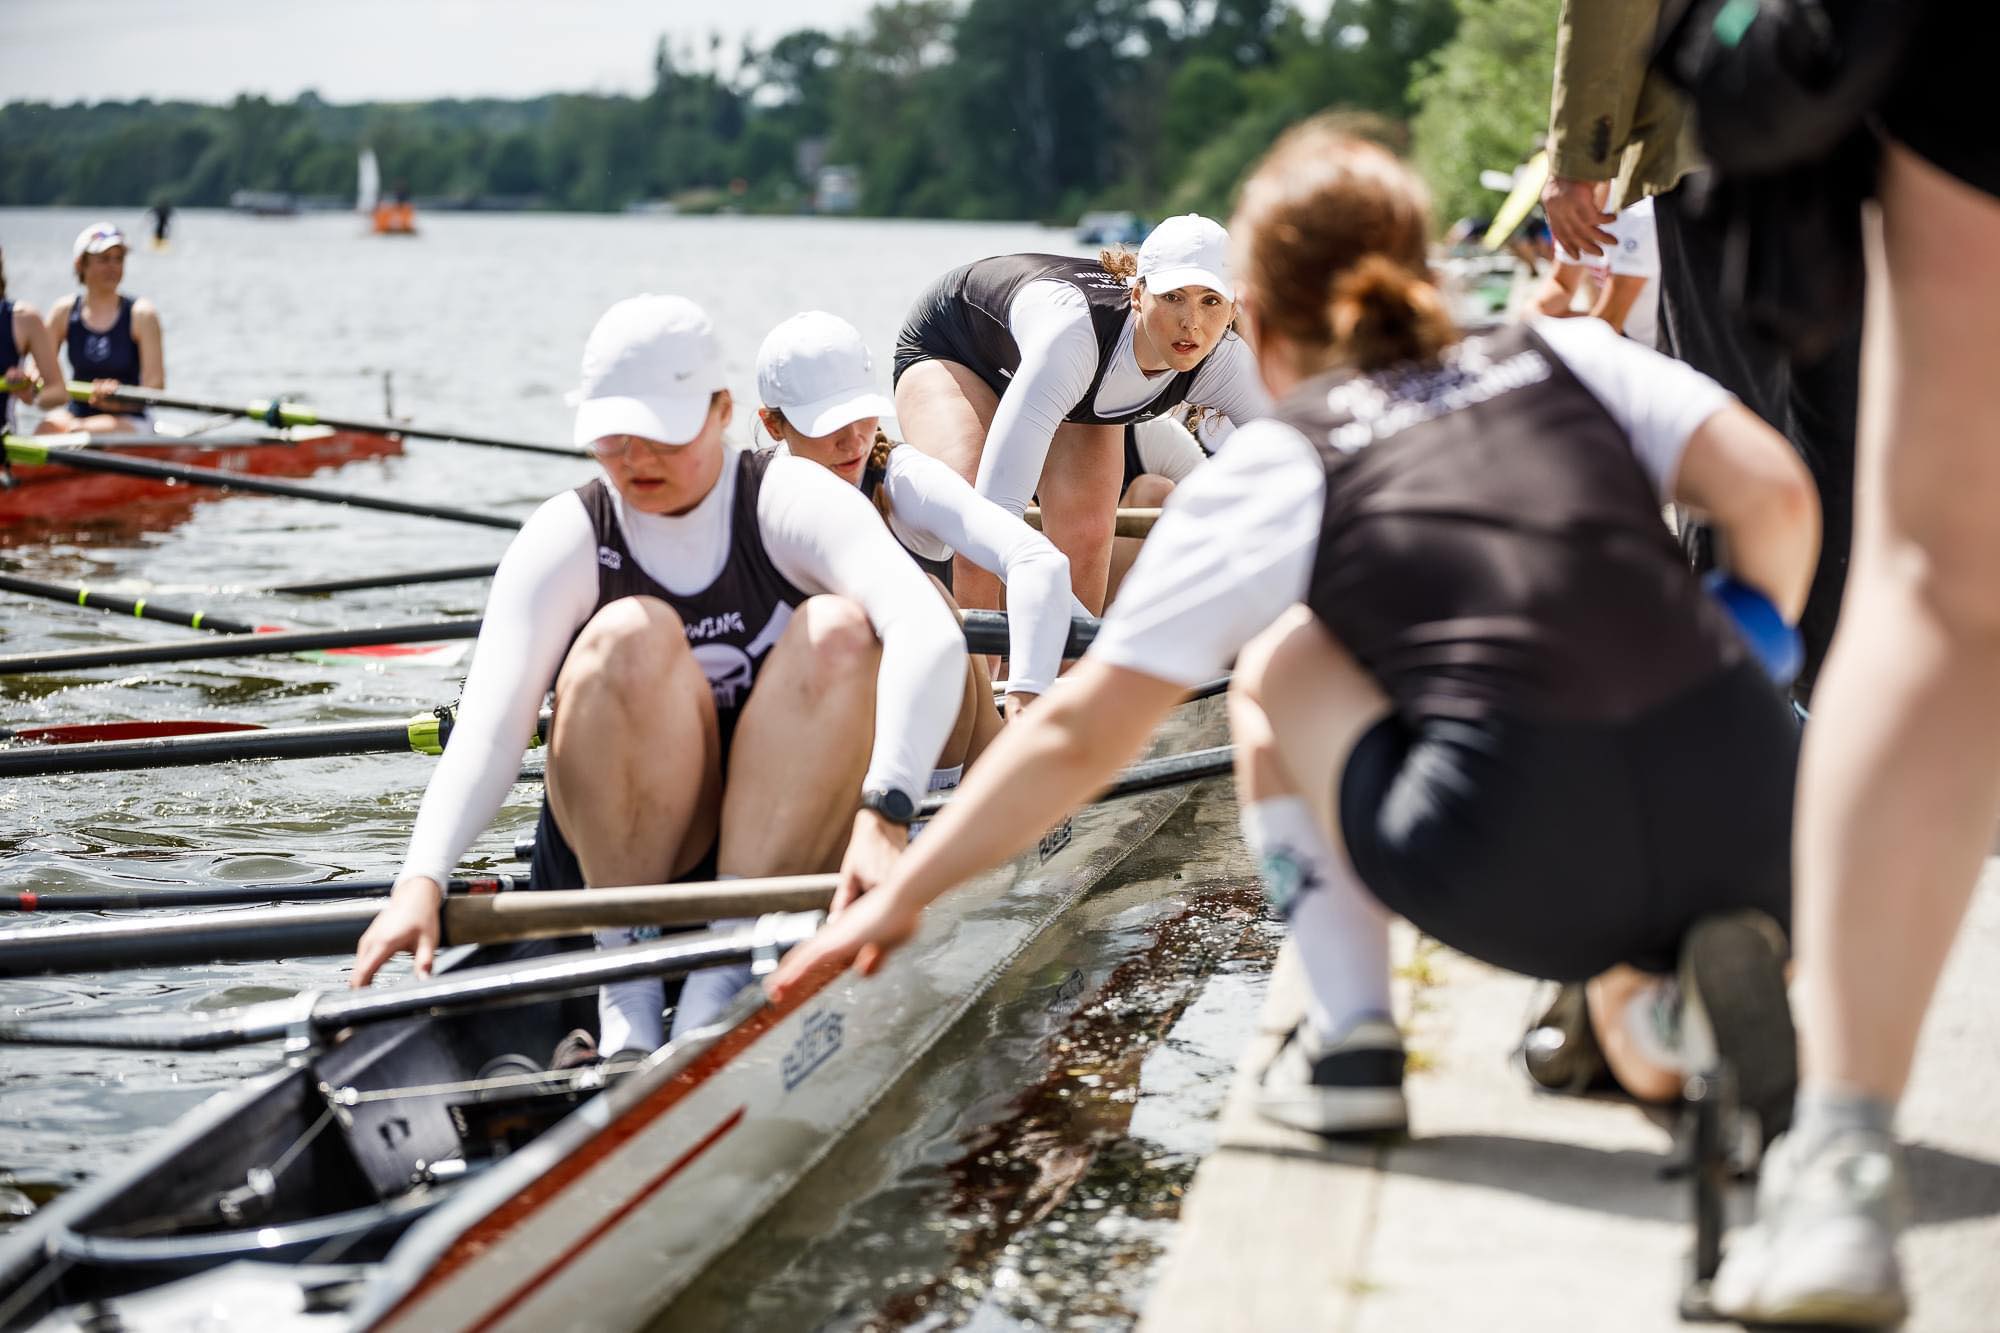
xmin=546 ymin=596 xmax=722 ymax=885
xmin=1036 ymin=420 xmax=1124 ymax=615
xmin=673 ymin=596 xmax=881 ymax=1035
xmin=1586 ymin=965 xmax=1685 ymax=1103
xmin=1229 ymin=605 xmax=1396 ymax=1043
xmin=895 ymin=359 xmax=1004 ymax=618
xmin=1108 ymin=473 xmax=1174 ymax=607
xmin=545 ymin=597 xmax=721 ymax=1056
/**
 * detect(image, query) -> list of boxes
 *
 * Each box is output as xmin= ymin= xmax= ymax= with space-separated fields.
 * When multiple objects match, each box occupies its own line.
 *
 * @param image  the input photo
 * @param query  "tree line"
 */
xmin=0 ymin=0 xmax=1555 ymax=229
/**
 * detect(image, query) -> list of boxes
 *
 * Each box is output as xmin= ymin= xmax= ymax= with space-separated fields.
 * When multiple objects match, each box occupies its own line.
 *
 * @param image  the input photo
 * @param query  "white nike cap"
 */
xmin=754 ymin=311 xmax=896 ymax=438
xmin=572 ymin=294 xmax=728 ymax=447
xmin=1136 ymin=213 xmax=1233 ymax=299
xmin=73 ymin=222 xmax=126 ymax=259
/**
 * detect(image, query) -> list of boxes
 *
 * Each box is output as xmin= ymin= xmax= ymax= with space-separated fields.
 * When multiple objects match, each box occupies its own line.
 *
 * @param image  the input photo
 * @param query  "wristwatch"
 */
xmin=860 ymin=787 xmax=917 ymax=826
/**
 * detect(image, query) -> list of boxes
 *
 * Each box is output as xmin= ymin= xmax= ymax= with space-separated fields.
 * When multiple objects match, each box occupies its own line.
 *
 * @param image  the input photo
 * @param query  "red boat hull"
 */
xmin=0 ymin=431 xmax=405 ymax=544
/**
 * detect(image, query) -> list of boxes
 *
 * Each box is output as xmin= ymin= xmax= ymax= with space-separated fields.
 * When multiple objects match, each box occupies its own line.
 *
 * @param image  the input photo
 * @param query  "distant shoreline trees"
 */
xmin=0 ymin=0 xmax=1556 ymax=231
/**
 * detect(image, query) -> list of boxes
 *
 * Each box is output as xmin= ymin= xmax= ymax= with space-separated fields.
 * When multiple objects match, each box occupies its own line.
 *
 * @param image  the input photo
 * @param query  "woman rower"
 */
xmin=892 ymin=214 xmax=1271 ymax=616
xmin=1 ymin=246 xmax=70 ymax=432
xmin=39 ymin=223 xmax=165 ymax=434
xmin=755 ymin=310 xmax=1078 ymax=762
xmin=353 ymin=294 xmax=965 ymax=1060
xmin=773 ymin=122 xmax=1818 ymax=1141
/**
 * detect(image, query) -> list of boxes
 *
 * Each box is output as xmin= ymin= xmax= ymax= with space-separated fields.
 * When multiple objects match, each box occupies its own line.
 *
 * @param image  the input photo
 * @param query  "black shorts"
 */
xmin=525 ymin=797 xmax=718 ymax=892
xmin=1338 ymin=662 xmax=1797 ymax=982
xmin=892 ymin=273 xmax=1011 ymax=401
xmin=1881 ymin=5 xmax=2000 ymax=200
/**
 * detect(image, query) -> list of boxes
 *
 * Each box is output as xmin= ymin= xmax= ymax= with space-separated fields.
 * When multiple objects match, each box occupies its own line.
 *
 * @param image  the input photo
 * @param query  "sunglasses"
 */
xmin=587 ymin=434 xmax=689 ymax=460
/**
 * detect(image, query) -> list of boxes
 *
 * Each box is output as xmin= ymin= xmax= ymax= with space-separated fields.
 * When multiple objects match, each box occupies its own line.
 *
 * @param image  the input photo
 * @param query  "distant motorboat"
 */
xmin=229 ymin=190 xmax=298 ymax=217
xmin=1076 ymin=210 xmax=1146 ymax=246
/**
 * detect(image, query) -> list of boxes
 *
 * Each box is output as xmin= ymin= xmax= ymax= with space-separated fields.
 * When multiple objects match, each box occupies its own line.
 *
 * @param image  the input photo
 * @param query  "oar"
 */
xmin=267 ymin=563 xmax=499 ymax=596
xmin=0 ymin=874 xmax=835 ymax=979
xmin=67 ymin=381 xmax=589 ymax=461
xmin=25 ymin=430 xmax=293 ymax=451
xmin=1 ymin=720 xmax=263 ymax=745
xmin=2 ymin=873 xmax=525 ymax=913
xmin=0 ymin=570 xmax=263 ymax=633
xmin=0 ymin=617 xmax=482 ymax=676
xmin=0 ymin=608 xmax=1073 ymax=677
xmin=0 ymin=917 xmax=818 ymax=1050
xmin=0 ymin=702 xmax=524 ymax=777
xmin=3 ymin=436 xmax=522 ymax=529
xmin=1023 ymin=506 xmax=1159 ymax=538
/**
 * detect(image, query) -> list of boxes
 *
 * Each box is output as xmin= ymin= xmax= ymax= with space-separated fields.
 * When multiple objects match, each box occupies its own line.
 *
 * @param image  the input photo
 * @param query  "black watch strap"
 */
xmin=860 ymin=787 xmax=917 ymax=825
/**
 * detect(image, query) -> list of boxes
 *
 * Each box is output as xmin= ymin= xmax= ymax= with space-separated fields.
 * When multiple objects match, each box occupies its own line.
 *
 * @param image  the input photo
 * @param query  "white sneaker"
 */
xmin=1253 ymin=1015 xmax=1409 ymax=1136
xmin=1709 ymin=1127 xmax=1911 ymax=1327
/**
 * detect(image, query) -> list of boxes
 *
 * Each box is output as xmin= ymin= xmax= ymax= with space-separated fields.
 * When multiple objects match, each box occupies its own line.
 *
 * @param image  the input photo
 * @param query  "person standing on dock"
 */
xmin=351 ymin=294 xmax=965 ymax=1058
xmin=773 ymin=121 xmax=1817 ymax=1143
xmin=1 ymin=246 xmax=70 ymax=431
xmin=37 ymin=223 xmax=165 ymax=435
xmin=891 ymin=215 xmax=1271 ymax=618
xmin=755 ymin=310 xmax=1077 ymax=767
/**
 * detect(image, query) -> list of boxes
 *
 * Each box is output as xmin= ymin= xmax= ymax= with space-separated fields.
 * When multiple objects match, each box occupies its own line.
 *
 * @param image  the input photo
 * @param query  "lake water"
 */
xmin=0 ymin=208 xmax=1270 ymax=1326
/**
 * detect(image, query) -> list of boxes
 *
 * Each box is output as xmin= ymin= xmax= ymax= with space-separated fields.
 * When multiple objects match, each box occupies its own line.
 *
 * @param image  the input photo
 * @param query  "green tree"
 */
xmin=1409 ymin=0 xmax=1558 ymax=228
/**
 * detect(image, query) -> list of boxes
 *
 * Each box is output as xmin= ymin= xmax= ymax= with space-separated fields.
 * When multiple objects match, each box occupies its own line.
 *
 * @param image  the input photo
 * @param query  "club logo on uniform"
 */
xmin=693 ymin=643 xmax=755 ymax=709
xmin=85 ymin=334 xmax=112 ymax=363
xmin=1259 ymin=845 xmax=1320 ymax=918
xmin=597 ymin=546 xmax=623 ymax=570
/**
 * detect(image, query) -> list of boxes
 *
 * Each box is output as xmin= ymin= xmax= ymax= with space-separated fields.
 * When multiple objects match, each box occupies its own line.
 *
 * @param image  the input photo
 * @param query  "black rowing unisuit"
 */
xmin=900 ymin=254 xmax=1200 ymax=426
xmin=1290 ymin=322 xmax=1748 ymax=725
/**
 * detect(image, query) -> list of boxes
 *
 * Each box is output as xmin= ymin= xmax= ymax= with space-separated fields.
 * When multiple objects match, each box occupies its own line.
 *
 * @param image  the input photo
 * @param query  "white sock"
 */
xmin=1240 ymin=796 xmax=1393 ymax=1044
xmin=670 ymin=876 xmax=751 ymax=1039
xmin=595 ymin=927 xmax=664 ymax=1055
xmin=1621 ymin=977 xmax=1691 ymax=1074
xmin=928 ymin=764 xmax=964 ymax=792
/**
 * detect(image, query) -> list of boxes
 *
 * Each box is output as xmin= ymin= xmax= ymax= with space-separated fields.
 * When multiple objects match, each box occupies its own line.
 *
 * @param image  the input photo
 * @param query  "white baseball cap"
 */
xmin=73 ymin=222 xmax=127 ymax=259
xmin=1136 ymin=214 xmax=1233 ymax=299
xmin=572 ymin=295 xmax=728 ymax=447
xmin=754 ymin=311 xmax=895 ymax=438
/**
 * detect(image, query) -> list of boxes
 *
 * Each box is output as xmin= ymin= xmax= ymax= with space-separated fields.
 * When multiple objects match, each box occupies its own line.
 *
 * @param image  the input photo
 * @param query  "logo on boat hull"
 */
xmin=1038 ymin=817 xmax=1072 ymax=863
xmin=782 ymin=1008 xmax=844 ymax=1091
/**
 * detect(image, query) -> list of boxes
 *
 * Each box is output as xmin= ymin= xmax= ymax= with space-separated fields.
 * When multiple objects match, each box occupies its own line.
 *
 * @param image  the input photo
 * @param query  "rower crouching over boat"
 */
xmin=353 ymin=293 xmax=965 ymax=1060
xmin=756 ymin=310 xmax=1083 ymax=772
xmin=775 ymin=120 xmax=1818 ymax=1146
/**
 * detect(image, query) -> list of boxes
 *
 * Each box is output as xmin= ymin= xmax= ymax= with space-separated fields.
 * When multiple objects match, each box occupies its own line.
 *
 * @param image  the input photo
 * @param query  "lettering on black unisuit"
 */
xmin=782 ymin=1008 xmax=844 ymax=1091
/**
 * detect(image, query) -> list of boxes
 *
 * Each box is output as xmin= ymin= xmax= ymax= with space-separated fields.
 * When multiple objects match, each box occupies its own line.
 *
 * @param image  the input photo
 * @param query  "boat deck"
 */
xmin=1140 ymin=873 xmax=2000 ymax=1332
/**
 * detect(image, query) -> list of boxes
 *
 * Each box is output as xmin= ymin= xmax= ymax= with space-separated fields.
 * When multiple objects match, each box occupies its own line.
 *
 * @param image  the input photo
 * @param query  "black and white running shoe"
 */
xmin=1254 ymin=1015 xmax=1410 ymax=1136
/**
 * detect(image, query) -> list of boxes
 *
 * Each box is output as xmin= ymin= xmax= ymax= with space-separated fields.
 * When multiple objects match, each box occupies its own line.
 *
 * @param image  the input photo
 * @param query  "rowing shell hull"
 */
xmin=8 ymin=696 xmax=1226 ymax=1332
xmin=0 ymin=431 xmax=403 ymax=541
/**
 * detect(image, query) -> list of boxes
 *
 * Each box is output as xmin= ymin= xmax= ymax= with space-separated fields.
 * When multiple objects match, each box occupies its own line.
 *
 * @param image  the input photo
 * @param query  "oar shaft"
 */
xmin=0 ymin=705 xmax=493 ymax=777
xmin=267 ymin=563 xmax=498 ymax=596
xmin=961 ymin=609 xmax=1096 ymax=659
xmin=444 ymin=876 xmax=838 ymax=945
xmin=0 ymin=617 xmax=480 ymax=676
xmin=1022 ymin=507 xmax=1159 ymax=538
xmin=0 ymin=900 xmax=380 ymax=977
xmin=3 ymin=874 xmax=523 ymax=913
xmin=69 ymin=382 xmax=588 ymax=459
xmin=0 ymin=571 xmax=260 ymax=635
xmin=4 ymin=436 xmax=522 ymax=529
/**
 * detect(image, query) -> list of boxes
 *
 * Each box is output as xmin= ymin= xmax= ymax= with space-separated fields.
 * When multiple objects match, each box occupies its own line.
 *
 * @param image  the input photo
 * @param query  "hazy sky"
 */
xmin=2 ymin=0 xmax=1337 ymax=106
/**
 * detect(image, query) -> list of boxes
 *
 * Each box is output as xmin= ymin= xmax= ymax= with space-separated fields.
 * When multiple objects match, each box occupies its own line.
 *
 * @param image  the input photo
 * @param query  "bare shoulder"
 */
xmin=131 ymin=298 xmax=163 ymax=329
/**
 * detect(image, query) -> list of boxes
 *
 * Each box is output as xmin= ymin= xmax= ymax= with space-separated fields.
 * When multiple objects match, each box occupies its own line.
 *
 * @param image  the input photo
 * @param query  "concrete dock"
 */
xmin=1140 ymin=869 xmax=2000 ymax=1332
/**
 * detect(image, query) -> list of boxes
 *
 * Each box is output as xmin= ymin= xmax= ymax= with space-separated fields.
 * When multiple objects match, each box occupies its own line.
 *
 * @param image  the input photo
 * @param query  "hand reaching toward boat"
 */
xmin=767 ymin=874 xmax=924 ymax=1002
xmin=351 ymin=876 xmax=443 ymax=986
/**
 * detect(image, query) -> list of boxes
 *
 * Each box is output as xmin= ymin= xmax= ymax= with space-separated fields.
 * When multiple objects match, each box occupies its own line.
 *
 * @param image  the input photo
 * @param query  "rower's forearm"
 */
xmin=866 ymin=616 xmax=966 ymax=795
xmin=890 ymin=662 xmax=1178 ymax=911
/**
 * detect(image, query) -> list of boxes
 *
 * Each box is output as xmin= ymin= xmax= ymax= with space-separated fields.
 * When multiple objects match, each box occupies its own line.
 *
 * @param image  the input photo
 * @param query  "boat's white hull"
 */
xmin=343 ymin=695 xmax=1226 ymax=1332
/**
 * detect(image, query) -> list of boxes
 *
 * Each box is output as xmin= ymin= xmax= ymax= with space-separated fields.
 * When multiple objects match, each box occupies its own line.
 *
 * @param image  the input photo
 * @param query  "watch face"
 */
xmin=867 ymin=788 xmax=916 ymax=823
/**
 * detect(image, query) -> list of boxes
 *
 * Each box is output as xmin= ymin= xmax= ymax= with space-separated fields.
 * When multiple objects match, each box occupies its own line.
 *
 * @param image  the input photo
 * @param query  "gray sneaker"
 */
xmin=1254 ymin=1015 xmax=1409 ymax=1136
xmin=1709 ymin=1126 xmax=1911 ymax=1327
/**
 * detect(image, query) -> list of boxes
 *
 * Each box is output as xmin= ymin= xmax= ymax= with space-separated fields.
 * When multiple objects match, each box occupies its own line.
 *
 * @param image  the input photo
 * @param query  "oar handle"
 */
xmin=442 ymin=874 xmax=839 ymax=945
xmin=1022 ymin=507 xmax=1159 ymax=539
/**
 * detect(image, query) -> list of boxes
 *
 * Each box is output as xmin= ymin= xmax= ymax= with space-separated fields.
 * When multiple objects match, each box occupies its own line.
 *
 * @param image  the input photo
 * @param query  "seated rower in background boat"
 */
xmin=353 ymin=294 xmax=965 ymax=1059
xmin=891 ymin=214 xmax=1272 ymax=616
xmin=755 ymin=310 xmax=1080 ymax=765
xmin=775 ymin=122 xmax=1817 ymax=1142
xmin=38 ymin=223 xmax=165 ymax=435
xmin=1 ymin=246 xmax=70 ymax=432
